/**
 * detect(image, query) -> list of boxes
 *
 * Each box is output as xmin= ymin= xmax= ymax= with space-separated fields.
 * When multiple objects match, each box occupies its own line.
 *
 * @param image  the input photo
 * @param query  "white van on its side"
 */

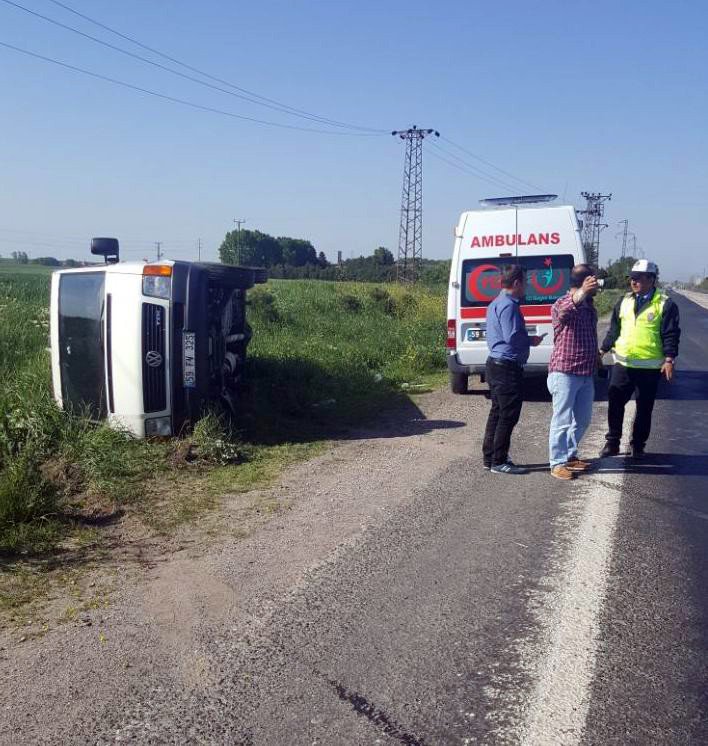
xmin=446 ymin=196 xmax=587 ymax=393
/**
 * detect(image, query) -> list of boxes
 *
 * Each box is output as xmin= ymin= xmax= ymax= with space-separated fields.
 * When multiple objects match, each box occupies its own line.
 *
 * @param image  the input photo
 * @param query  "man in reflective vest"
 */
xmin=599 ymin=259 xmax=681 ymax=459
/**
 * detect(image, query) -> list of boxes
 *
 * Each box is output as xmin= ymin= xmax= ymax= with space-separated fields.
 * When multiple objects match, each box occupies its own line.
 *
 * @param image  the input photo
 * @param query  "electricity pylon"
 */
xmin=392 ymin=126 xmax=439 ymax=282
xmin=578 ymin=192 xmax=611 ymax=267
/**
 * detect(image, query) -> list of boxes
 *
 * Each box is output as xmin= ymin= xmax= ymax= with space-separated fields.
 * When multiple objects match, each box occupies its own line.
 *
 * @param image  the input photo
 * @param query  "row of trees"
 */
xmin=219 ymin=229 xmax=327 ymax=268
xmin=600 ymin=256 xmax=638 ymax=289
xmin=219 ymin=228 xmax=450 ymax=284
xmin=8 ymin=251 xmax=29 ymax=264
xmin=0 ymin=253 xmax=83 ymax=267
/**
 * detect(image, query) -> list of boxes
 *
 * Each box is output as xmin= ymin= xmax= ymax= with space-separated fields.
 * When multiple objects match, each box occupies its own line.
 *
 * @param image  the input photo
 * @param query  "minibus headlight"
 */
xmin=145 ymin=416 xmax=172 ymax=437
xmin=142 ymin=275 xmax=171 ymax=299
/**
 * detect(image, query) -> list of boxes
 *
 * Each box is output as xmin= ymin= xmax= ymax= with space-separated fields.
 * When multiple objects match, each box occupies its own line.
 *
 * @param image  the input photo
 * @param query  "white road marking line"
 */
xmin=520 ymin=426 xmax=623 ymax=745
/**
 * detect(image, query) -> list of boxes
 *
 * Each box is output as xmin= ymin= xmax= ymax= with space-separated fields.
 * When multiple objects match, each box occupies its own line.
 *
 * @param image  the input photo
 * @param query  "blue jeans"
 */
xmin=547 ymin=372 xmax=595 ymax=467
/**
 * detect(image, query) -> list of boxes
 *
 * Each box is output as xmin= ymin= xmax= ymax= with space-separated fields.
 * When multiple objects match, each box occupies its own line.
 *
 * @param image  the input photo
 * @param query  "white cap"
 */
xmin=631 ymin=259 xmax=658 ymax=275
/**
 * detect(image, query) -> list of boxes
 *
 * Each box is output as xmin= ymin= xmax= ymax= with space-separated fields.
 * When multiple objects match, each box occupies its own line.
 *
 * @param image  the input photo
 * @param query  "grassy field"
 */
xmin=0 ymin=262 xmax=622 ymax=559
xmin=0 ymin=266 xmax=447 ymax=557
xmin=594 ymin=288 xmax=622 ymax=316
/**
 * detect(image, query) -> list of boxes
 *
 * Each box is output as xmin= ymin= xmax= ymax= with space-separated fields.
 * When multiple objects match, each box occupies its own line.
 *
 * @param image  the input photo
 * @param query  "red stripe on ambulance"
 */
xmin=460 ymin=304 xmax=552 ymax=321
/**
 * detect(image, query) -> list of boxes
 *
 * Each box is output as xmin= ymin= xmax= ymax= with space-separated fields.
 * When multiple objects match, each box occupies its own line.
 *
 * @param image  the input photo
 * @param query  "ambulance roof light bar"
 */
xmin=479 ymin=194 xmax=558 ymax=207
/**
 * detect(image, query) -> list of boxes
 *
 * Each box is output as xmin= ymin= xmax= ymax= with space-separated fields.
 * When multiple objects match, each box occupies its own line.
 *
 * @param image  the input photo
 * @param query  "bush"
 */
xmin=248 ymin=287 xmax=281 ymax=323
xmin=340 ymin=293 xmax=362 ymax=313
xmin=191 ymin=412 xmax=242 ymax=465
xmin=0 ymin=446 xmax=57 ymax=527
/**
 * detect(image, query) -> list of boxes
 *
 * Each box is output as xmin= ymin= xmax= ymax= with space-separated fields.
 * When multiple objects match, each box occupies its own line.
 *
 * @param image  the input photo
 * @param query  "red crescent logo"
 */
xmin=467 ymin=263 xmax=500 ymax=302
xmin=529 ymin=270 xmax=565 ymax=295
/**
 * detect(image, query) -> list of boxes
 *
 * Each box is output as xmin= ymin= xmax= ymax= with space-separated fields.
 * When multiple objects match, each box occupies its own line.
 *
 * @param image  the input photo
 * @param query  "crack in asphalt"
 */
xmin=328 ymin=678 xmax=428 ymax=746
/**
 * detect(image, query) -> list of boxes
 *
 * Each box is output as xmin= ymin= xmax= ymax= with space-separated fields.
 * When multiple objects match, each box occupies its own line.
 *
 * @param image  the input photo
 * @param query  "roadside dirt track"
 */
xmin=1 ymin=387 xmax=477 ymax=744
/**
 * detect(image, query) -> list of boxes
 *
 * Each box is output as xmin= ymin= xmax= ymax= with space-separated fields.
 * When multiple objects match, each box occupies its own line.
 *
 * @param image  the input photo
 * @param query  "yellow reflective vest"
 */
xmin=613 ymin=290 xmax=668 ymax=369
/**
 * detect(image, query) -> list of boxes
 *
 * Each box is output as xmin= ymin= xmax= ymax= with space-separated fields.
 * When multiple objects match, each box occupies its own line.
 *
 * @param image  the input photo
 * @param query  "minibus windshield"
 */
xmin=58 ymin=272 xmax=107 ymax=418
xmin=461 ymin=254 xmax=574 ymax=307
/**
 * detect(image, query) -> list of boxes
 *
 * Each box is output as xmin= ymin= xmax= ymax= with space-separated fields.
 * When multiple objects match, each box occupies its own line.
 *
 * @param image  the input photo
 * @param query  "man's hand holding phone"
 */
xmin=530 ymin=332 xmax=548 ymax=347
xmin=572 ymin=275 xmax=600 ymax=305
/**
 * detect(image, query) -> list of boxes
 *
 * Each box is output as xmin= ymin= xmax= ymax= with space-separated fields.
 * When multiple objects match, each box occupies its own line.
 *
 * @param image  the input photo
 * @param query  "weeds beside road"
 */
xmin=0 ymin=267 xmax=447 ymax=561
xmin=0 ymin=265 xmax=620 ymax=624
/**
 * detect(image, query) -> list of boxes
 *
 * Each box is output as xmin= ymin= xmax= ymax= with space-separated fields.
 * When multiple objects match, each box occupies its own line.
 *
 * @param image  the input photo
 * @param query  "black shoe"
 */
xmin=484 ymin=458 xmax=516 ymax=471
xmin=599 ymin=442 xmax=620 ymax=458
xmin=630 ymin=445 xmax=645 ymax=460
xmin=490 ymin=462 xmax=528 ymax=475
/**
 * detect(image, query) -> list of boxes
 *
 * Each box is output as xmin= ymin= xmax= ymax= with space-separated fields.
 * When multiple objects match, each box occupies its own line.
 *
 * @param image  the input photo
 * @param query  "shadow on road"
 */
xmin=506 ymin=453 xmax=708 ymax=477
xmin=594 ymin=452 xmax=708 ymax=477
xmin=240 ymin=356 xmax=465 ymax=446
xmin=463 ymin=378 xmax=552 ymax=403
xmin=594 ymin=367 xmax=708 ymax=402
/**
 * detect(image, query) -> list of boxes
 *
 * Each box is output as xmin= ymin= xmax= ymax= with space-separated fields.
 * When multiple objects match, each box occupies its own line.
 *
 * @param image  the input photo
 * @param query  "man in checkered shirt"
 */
xmin=546 ymin=265 xmax=601 ymax=480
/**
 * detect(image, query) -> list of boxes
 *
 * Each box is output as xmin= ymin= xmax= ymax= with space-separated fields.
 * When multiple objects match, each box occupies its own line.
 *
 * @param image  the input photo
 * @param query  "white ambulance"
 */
xmin=446 ymin=195 xmax=587 ymax=393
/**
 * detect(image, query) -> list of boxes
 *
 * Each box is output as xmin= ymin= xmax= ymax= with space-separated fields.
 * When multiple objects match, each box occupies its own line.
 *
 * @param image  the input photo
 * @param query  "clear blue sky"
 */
xmin=1 ymin=0 xmax=706 ymax=279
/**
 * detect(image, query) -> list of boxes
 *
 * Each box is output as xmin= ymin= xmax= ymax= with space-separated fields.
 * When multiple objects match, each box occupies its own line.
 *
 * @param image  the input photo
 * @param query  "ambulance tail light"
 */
xmin=446 ymin=319 xmax=456 ymax=349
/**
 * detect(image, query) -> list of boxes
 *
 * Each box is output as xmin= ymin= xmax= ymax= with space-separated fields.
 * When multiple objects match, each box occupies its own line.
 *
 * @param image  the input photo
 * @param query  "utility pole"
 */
xmin=392 ymin=125 xmax=439 ymax=282
xmin=578 ymin=192 xmax=611 ymax=267
xmin=197 ymin=238 xmax=202 ymax=262
xmin=155 ymin=241 xmax=162 ymax=261
xmin=233 ymin=218 xmax=246 ymax=265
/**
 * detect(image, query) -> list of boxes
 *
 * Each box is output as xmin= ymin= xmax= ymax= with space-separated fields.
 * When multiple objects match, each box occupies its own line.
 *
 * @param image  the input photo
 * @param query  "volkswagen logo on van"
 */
xmin=145 ymin=350 xmax=163 ymax=368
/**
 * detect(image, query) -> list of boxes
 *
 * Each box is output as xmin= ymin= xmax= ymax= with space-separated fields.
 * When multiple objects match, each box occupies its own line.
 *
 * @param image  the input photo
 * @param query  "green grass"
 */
xmin=594 ymin=288 xmax=623 ymax=317
xmin=0 ymin=262 xmax=56 ymax=275
xmin=243 ymin=281 xmax=445 ymax=441
xmin=0 ymin=271 xmax=447 ymax=556
xmin=1 ymin=263 xmax=627 ymax=561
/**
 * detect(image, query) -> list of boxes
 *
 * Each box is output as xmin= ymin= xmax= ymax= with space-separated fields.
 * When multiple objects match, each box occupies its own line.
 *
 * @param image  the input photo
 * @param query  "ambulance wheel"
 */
xmin=450 ymin=371 xmax=468 ymax=394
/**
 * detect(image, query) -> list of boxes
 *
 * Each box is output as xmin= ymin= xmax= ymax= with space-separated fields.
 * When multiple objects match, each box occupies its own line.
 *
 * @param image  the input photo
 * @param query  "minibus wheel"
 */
xmin=450 ymin=371 xmax=468 ymax=394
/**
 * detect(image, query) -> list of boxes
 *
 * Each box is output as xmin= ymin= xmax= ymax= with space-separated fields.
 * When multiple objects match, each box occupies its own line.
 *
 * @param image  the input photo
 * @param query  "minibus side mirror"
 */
xmin=91 ymin=237 xmax=120 ymax=264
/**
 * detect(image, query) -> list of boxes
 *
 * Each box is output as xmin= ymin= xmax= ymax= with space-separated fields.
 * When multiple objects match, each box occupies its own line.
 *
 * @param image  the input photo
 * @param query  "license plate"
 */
xmin=183 ymin=331 xmax=196 ymax=388
xmin=466 ymin=327 xmax=486 ymax=341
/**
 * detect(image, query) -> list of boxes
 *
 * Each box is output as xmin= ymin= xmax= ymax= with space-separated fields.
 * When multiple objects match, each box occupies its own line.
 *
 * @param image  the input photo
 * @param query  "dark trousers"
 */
xmin=483 ymin=358 xmax=524 ymax=466
xmin=606 ymin=364 xmax=661 ymax=448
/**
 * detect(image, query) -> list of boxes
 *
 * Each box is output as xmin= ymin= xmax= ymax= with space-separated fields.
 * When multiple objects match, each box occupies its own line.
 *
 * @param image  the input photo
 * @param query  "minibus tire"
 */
xmin=450 ymin=371 xmax=468 ymax=394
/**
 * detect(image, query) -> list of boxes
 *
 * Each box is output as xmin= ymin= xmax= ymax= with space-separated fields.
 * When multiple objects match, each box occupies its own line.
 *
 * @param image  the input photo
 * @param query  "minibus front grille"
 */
xmin=142 ymin=303 xmax=167 ymax=413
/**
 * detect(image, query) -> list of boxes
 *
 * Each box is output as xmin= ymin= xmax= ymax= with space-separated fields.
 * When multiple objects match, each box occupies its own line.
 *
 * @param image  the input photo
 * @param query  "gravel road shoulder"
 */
xmin=1 ymin=387 xmax=479 ymax=745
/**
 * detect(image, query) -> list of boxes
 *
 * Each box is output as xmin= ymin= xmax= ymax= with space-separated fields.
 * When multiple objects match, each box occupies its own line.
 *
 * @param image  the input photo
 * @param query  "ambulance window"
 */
xmin=461 ymin=254 xmax=575 ymax=306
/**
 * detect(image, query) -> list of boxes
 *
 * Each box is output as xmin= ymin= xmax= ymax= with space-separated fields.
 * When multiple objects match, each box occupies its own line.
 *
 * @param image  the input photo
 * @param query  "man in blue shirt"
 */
xmin=482 ymin=265 xmax=545 ymax=474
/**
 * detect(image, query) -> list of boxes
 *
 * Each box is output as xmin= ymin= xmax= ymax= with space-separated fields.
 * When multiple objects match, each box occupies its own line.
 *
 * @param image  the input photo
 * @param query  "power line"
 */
xmin=35 ymin=0 xmax=387 ymax=134
xmin=1 ymin=0 xmax=384 ymax=133
xmin=427 ymin=142 xmax=530 ymax=194
xmin=427 ymin=147 xmax=534 ymax=196
xmin=429 ymin=141 xmax=522 ymax=191
xmin=439 ymin=135 xmax=547 ymax=193
xmin=0 ymin=40 xmax=384 ymax=136
xmin=0 ymin=234 xmax=205 ymax=256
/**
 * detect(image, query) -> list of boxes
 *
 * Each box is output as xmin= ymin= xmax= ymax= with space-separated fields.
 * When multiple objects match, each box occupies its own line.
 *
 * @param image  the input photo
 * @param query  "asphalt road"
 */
xmin=7 ymin=292 xmax=706 ymax=745
xmin=102 ymin=290 xmax=705 ymax=745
